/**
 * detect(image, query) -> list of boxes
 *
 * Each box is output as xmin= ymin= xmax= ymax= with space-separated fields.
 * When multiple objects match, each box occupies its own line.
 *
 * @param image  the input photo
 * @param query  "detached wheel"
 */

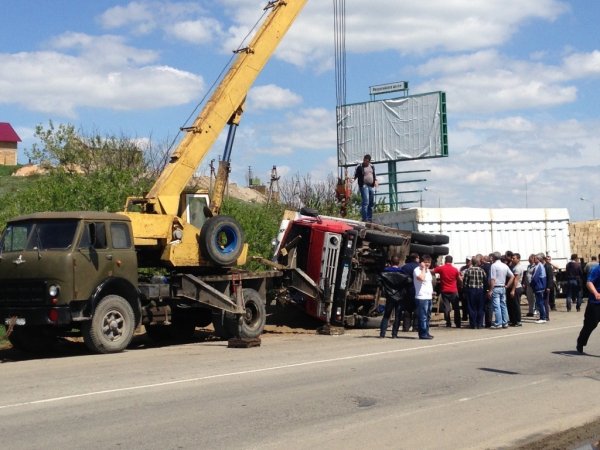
xmin=83 ymin=295 xmax=135 ymax=354
xmin=8 ymin=326 xmax=56 ymax=354
xmin=212 ymin=288 xmax=266 ymax=340
xmin=200 ymin=215 xmax=244 ymax=266
xmin=300 ymin=207 xmax=319 ymax=217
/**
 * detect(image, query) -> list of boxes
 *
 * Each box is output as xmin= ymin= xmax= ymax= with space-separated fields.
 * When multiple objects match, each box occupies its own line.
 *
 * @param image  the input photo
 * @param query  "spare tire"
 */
xmin=411 ymin=232 xmax=449 ymax=245
xmin=300 ymin=207 xmax=319 ymax=217
xmin=200 ymin=215 xmax=244 ymax=266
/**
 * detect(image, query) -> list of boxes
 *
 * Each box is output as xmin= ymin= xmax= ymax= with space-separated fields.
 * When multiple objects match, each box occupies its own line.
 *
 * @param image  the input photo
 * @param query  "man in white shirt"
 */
xmin=414 ymin=254 xmax=434 ymax=339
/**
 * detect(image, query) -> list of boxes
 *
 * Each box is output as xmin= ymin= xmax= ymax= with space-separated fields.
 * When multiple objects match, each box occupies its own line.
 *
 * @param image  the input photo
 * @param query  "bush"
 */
xmin=221 ymin=198 xmax=286 ymax=269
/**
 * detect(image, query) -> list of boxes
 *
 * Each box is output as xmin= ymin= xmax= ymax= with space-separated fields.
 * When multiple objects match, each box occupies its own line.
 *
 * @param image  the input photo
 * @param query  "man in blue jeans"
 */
xmin=487 ymin=252 xmax=514 ymax=328
xmin=531 ymin=253 xmax=548 ymax=323
xmin=413 ymin=254 xmax=434 ymax=339
xmin=577 ymin=263 xmax=600 ymax=354
xmin=353 ymin=154 xmax=377 ymax=222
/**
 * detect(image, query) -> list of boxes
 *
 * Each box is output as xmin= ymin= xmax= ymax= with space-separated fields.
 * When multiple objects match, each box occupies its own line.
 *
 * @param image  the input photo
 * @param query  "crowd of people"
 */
xmin=379 ymin=250 xmax=600 ymax=352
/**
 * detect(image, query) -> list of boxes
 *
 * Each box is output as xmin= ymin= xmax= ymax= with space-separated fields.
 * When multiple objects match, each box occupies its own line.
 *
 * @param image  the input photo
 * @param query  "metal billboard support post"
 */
xmin=387 ymin=161 xmax=397 ymax=211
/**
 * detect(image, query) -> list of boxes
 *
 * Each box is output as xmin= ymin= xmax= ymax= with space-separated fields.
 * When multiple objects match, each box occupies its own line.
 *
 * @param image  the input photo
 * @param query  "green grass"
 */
xmin=0 ymin=325 xmax=6 ymax=345
xmin=0 ymin=166 xmax=28 ymax=198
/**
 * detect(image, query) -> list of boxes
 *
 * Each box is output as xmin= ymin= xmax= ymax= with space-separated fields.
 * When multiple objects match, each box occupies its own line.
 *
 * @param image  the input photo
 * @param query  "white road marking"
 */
xmin=0 ymin=325 xmax=579 ymax=410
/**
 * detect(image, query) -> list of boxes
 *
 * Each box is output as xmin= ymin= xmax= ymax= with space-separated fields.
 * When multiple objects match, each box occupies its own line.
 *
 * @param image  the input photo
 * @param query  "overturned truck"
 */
xmin=272 ymin=208 xmax=449 ymax=327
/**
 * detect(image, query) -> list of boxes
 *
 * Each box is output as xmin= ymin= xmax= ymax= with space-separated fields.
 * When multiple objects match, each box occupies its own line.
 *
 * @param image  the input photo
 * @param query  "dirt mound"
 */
xmin=12 ymin=164 xmax=47 ymax=176
xmin=193 ymin=176 xmax=267 ymax=203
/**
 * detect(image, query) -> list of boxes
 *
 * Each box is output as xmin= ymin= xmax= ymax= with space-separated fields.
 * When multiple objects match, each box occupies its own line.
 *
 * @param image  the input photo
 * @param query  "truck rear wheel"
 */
xmin=211 ymin=288 xmax=266 ymax=340
xmin=82 ymin=295 xmax=135 ymax=354
xmin=364 ymin=230 xmax=406 ymax=246
xmin=411 ymin=232 xmax=450 ymax=245
xmin=200 ymin=215 xmax=244 ymax=267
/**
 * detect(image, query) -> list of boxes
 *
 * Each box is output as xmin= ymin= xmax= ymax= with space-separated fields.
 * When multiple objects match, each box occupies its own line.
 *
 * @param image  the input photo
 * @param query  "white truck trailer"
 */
xmin=374 ymin=207 xmax=572 ymax=269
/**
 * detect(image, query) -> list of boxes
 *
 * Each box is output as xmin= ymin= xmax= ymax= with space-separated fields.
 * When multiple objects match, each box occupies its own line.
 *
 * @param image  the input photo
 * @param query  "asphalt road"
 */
xmin=1 ymin=307 xmax=599 ymax=450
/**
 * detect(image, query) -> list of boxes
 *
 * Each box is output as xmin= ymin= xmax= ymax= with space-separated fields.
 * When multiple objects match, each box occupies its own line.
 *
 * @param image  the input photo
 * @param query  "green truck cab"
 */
xmin=0 ymin=211 xmax=141 ymax=353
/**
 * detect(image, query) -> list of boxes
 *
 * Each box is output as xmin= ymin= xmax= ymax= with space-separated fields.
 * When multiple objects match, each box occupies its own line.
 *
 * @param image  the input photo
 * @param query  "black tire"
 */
xmin=300 ymin=207 xmax=319 ymax=217
xmin=364 ymin=230 xmax=406 ymax=246
xmin=200 ymin=215 xmax=244 ymax=267
xmin=410 ymin=243 xmax=434 ymax=254
xmin=8 ymin=326 xmax=56 ymax=354
xmin=82 ymin=295 xmax=135 ymax=354
xmin=411 ymin=232 xmax=449 ymax=245
xmin=212 ymin=288 xmax=266 ymax=340
xmin=432 ymin=245 xmax=449 ymax=256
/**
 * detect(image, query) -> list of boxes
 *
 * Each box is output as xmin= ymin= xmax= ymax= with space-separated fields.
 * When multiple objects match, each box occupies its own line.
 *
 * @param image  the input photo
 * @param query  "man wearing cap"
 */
xmin=353 ymin=154 xmax=378 ymax=222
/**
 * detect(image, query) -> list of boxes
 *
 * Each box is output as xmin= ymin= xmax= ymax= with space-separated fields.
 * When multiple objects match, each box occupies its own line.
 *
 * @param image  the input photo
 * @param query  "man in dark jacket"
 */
xmin=379 ymin=256 xmax=411 ymax=338
xmin=565 ymin=253 xmax=584 ymax=311
xmin=399 ymin=253 xmax=420 ymax=331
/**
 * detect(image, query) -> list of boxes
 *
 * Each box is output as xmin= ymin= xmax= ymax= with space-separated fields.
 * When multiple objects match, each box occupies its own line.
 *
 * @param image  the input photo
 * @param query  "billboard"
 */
xmin=337 ymin=91 xmax=448 ymax=167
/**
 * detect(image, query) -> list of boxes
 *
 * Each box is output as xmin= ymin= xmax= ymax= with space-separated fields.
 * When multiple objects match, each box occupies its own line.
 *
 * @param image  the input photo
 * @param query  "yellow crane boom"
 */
xmin=124 ymin=0 xmax=307 ymax=270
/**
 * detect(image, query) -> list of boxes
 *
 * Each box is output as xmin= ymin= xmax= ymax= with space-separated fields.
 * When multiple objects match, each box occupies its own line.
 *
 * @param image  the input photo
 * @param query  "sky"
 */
xmin=1 ymin=0 xmax=600 ymax=221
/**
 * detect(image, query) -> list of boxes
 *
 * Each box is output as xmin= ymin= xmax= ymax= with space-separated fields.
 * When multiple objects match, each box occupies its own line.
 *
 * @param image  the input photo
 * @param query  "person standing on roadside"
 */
xmin=353 ymin=154 xmax=377 ymax=222
xmin=532 ymin=253 xmax=548 ymax=323
xmin=523 ymin=254 xmax=537 ymax=317
xmin=399 ymin=253 xmax=420 ymax=332
xmin=481 ymin=254 xmax=493 ymax=327
xmin=576 ymin=263 xmax=600 ymax=354
xmin=584 ymin=256 xmax=598 ymax=277
xmin=565 ymin=253 xmax=584 ymax=312
xmin=544 ymin=255 xmax=557 ymax=318
xmin=414 ymin=254 xmax=435 ymax=340
xmin=433 ymin=255 xmax=463 ymax=328
xmin=487 ymin=252 xmax=514 ymax=329
xmin=462 ymin=255 xmax=487 ymax=329
xmin=378 ymin=256 xmax=411 ymax=339
xmin=459 ymin=258 xmax=472 ymax=322
xmin=508 ymin=253 xmax=523 ymax=326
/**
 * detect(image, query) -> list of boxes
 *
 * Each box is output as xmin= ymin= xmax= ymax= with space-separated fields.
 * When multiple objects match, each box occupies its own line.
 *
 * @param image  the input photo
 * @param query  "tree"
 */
xmin=0 ymin=123 xmax=160 ymax=227
xmin=278 ymin=172 xmax=352 ymax=217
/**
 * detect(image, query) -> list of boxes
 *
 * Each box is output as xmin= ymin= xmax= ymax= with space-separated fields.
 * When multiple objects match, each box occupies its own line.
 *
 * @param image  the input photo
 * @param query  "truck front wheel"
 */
xmin=82 ymin=295 xmax=135 ymax=354
xmin=212 ymin=288 xmax=266 ymax=340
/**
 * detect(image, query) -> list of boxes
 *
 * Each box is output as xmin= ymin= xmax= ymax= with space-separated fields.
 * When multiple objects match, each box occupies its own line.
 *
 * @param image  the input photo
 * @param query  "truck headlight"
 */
xmin=48 ymin=285 xmax=60 ymax=298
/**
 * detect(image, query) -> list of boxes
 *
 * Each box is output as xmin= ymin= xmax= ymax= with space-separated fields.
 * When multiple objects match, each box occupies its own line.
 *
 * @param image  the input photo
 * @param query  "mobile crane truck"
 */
xmin=0 ymin=0 xmax=308 ymax=353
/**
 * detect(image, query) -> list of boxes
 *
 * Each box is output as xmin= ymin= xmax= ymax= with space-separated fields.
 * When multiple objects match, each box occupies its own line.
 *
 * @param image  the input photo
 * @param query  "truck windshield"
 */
xmin=1 ymin=220 xmax=79 ymax=252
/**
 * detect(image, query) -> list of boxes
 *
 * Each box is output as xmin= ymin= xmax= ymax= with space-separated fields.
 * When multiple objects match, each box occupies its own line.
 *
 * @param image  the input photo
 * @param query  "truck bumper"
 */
xmin=1 ymin=306 xmax=73 ymax=326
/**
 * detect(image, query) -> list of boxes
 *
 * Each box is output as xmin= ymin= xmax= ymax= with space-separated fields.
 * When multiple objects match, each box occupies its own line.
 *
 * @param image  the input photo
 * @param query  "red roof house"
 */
xmin=0 ymin=122 xmax=21 ymax=165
